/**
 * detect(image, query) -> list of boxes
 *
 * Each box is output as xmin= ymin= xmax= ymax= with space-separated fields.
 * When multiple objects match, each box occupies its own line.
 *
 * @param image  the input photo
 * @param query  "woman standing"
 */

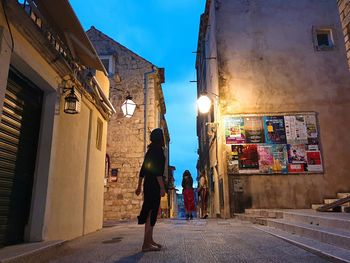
xmin=182 ymin=170 xmax=195 ymax=220
xmin=135 ymin=128 xmax=166 ymax=252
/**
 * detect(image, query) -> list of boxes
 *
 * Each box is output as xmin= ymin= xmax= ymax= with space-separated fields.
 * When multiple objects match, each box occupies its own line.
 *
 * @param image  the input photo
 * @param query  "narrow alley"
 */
xmin=5 ymin=219 xmax=329 ymax=263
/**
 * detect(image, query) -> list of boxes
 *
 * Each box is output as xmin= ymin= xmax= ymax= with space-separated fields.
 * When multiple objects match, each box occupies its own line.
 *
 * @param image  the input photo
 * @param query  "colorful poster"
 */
xmin=263 ymin=116 xmax=287 ymax=144
xmin=224 ymin=113 xmax=322 ymax=175
xmin=305 ymin=115 xmax=318 ymax=145
xmin=271 ymin=144 xmax=288 ymax=174
xmin=287 ymin=144 xmax=307 ymax=163
xmin=238 ymin=145 xmax=259 ymax=173
xmin=245 ymin=117 xmax=265 ymax=143
xmin=225 ymin=117 xmax=245 ymax=144
xmin=288 ymin=163 xmax=305 ymax=173
xmin=227 ymin=145 xmax=241 ymax=174
xmin=284 ymin=115 xmax=308 ymax=144
xmin=306 ymin=151 xmax=323 ymax=172
xmin=258 ymin=145 xmax=273 ymax=173
xmin=287 ymin=144 xmax=307 ymax=173
xmin=307 ymin=144 xmax=319 ymax=151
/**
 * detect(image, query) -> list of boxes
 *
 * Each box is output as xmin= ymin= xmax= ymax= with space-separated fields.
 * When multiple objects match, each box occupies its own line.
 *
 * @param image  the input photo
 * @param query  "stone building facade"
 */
xmin=338 ymin=0 xmax=350 ymax=68
xmin=87 ymin=27 xmax=170 ymax=221
xmin=196 ymin=0 xmax=350 ymax=218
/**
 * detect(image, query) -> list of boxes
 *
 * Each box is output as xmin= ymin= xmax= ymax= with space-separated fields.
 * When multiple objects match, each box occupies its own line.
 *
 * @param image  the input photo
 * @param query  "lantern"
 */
xmin=121 ymin=95 xmax=136 ymax=118
xmin=64 ymin=88 xmax=79 ymax=114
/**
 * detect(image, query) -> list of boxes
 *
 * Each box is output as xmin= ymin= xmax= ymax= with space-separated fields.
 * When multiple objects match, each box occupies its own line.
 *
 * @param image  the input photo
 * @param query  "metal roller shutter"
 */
xmin=0 ymin=68 xmax=42 ymax=247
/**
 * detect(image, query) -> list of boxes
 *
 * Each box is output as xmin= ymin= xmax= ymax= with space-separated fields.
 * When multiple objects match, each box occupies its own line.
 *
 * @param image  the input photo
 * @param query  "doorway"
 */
xmin=0 ymin=68 xmax=43 ymax=246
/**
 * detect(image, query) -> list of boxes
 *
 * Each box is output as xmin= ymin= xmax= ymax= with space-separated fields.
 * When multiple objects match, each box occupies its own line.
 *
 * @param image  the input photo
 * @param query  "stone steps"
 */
xmin=312 ymin=192 xmax=350 ymax=212
xmin=243 ymin=208 xmax=284 ymax=219
xmin=324 ymin=199 xmax=350 ymax=207
xmin=255 ymin=225 xmax=350 ymax=263
xmin=338 ymin=193 xmax=350 ymax=199
xmin=235 ymin=209 xmax=350 ymax=262
xmin=282 ymin=210 xmax=350 ymax=231
xmin=266 ymin=218 xmax=350 ymax=250
xmin=234 ymin=213 xmax=268 ymax=225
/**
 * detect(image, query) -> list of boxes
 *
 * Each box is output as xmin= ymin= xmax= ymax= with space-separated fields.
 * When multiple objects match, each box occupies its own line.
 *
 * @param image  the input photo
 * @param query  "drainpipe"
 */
xmin=144 ymin=66 xmax=157 ymax=153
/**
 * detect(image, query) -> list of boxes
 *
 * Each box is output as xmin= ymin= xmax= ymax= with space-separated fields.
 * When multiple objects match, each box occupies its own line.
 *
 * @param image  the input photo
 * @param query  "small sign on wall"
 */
xmin=110 ymin=168 xmax=118 ymax=182
xmin=233 ymin=178 xmax=244 ymax=192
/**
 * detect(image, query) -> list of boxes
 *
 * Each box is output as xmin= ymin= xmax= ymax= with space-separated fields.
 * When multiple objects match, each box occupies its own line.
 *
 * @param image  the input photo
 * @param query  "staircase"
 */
xmin=235 ymin=193 xmax=350 ymax=262
xmin=312 ymin=193 xmax=350 ymax=213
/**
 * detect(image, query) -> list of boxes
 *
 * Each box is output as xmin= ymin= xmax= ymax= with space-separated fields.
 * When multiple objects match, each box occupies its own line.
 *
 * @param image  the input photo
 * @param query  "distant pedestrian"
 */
xmin=197 ymin=172 xmax=209 ymax=219
xmin=135 ymin=128 xmax=166 ymax=252
xmin=182 ymin=170 xmax=195 ymax=220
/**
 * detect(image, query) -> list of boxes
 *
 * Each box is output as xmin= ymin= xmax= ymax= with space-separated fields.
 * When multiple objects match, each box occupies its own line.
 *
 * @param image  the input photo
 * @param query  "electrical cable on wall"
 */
xmin=1 ymin=0 xmax=14 ymax=53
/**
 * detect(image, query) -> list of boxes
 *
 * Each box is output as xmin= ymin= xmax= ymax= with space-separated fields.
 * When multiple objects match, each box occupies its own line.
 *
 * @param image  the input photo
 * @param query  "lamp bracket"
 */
xmin=206 ymin=122 xmax=219 ymax=132
xmin=205 ymin=122 xmax=219 ymax=127
xmin=201 ymin=91 xmax=219 ymax=98
xmin=61 ymin=86 xmax=75 ymax=95
xmin=206 ymin=122 xmax=219 ymax=136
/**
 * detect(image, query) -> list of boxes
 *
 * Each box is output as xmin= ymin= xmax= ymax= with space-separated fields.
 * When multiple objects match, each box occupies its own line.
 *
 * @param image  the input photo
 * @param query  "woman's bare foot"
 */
xmin=151 ymin=241 xmax=162 ymax=248
xmin=142 ymin=244 xmax=161 ymax=252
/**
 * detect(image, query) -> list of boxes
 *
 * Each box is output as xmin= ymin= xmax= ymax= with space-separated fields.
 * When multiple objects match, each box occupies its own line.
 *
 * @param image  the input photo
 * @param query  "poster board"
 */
xmin=225 ymin=112 xmax=323 ymax=175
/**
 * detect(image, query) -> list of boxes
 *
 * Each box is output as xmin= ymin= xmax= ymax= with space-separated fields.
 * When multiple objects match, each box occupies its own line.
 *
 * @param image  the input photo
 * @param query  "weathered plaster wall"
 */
xmin=0 ymin=11 xmax=108 ymax=241
xmin=82 ymin=109 xmax=107 ymax=235
xmin=207 ymin=0 xmax=228 ymax=217
xmin=44 ymin=98 xmax=107 ymax=240
xmin=214 ymin=0 xmax=350 ymax=209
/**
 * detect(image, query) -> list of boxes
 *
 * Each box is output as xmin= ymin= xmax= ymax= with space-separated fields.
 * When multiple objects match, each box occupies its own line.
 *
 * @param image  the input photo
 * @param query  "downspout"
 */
xmin=144 ymin=66 xmax=157 ymax=154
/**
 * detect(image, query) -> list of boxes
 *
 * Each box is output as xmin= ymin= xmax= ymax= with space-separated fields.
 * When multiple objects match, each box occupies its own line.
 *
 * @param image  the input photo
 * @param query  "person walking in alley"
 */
xmin=135 ymin=128 xmax=166 ymax=252
xmin=182 ymin=170 xmax=196 ymax=220
xmin=197 ymin=172 xmax=209 ymax=219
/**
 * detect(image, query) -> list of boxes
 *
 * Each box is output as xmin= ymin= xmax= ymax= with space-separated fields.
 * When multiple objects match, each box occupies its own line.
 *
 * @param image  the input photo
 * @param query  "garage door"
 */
xmin=0 ymin=68 xmax=43 ymax=246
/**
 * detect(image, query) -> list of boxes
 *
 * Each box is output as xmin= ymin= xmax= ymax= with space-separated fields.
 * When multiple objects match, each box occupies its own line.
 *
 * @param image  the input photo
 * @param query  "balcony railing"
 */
xmin=17 ymin=0 xmax=74 ymax=70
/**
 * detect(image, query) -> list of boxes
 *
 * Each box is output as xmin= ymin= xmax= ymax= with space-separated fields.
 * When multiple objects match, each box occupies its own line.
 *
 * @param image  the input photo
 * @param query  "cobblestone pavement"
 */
xmin=21 ymin=219 xmax=329 ymax=263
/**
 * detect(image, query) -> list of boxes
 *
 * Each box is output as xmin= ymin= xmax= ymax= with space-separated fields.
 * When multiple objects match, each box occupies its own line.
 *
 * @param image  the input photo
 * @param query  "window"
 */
xmin=313 ymin=27 xmax=335 ymax=51
xmin=99 ymin=55 xmax=115 ymax=76
xmin=101 ymin=59 xmax=110 ymax=73
xmin=96 ymin=118 xmax=103 ymax=150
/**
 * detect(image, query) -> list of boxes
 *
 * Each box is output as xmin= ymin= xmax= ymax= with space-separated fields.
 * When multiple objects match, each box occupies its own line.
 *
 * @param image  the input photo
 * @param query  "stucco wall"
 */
xmin=45 ymin=98 xmax=106 ymax=240
xmin=0 ymin=10 xmax=107 ymax=242
xmin=214 ymin=0 xmax=350 ymax=209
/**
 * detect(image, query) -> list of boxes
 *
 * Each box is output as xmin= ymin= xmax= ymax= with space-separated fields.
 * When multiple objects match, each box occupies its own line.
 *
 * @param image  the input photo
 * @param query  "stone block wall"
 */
xmin=338 ymin=0 xmax=350 ymax=69
xmin=87 ymin=27 xmax=165 ymax=221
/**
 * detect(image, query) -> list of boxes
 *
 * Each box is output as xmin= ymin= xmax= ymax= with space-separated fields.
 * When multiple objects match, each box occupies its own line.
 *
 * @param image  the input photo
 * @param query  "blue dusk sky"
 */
xmin=70 ymin=0 xmax=206 ymax=189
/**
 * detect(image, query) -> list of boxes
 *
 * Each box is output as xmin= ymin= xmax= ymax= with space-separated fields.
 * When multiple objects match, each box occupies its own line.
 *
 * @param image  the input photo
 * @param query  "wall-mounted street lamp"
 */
xmin=63 ymin=87 xmax=80 ymax=114
xmin=114 ymin=87 xmax=137 ymax=118
xmin=121 ymin=94 xmax=136 ymax=118
xmin=197 ymin=94 xmax=212 ymax=114
xmin=196 ymin=91 xmax=220 ymax=114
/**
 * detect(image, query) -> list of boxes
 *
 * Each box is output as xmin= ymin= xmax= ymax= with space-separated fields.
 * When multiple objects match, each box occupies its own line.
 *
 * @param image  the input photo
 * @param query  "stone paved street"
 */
xmin=14 ymin=218 xmax=330 ymax=263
